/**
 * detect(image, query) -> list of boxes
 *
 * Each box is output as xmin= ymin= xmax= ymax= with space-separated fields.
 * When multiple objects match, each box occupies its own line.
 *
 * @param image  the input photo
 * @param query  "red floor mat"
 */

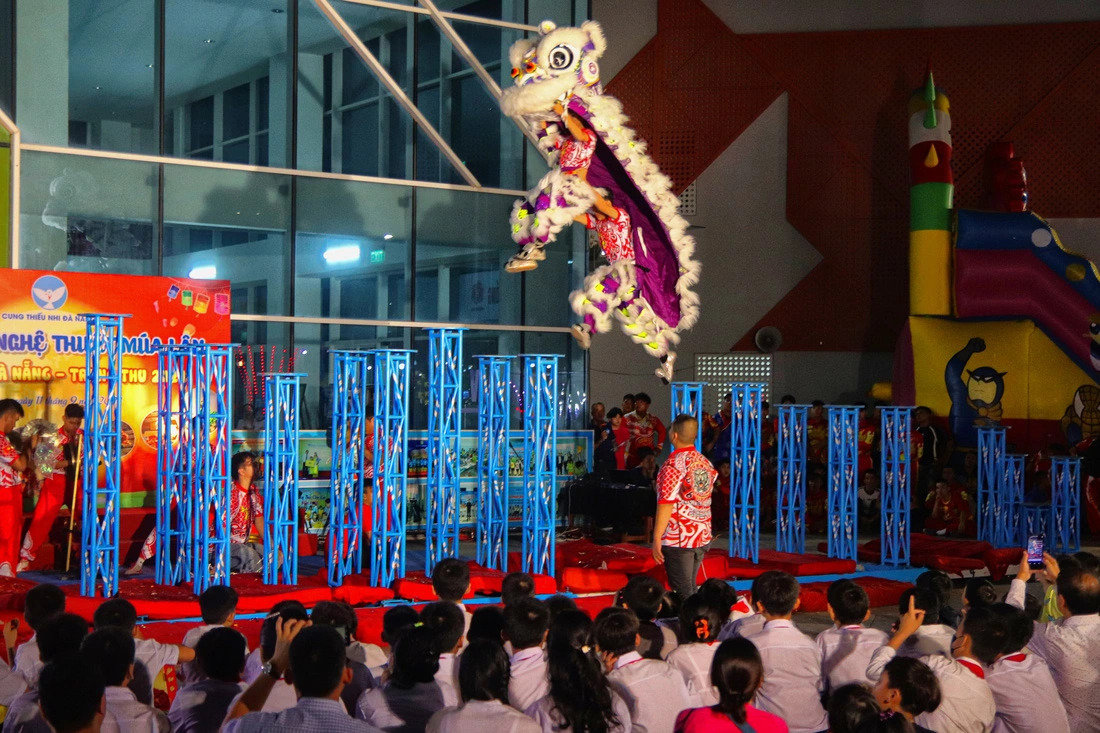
xmin=798 ymin=577 xmax=912 ymax=613
xmin=728 ymin=550 xmax=856 ymax=579
xmin=394 ymin=562 xmax=556 ymax=601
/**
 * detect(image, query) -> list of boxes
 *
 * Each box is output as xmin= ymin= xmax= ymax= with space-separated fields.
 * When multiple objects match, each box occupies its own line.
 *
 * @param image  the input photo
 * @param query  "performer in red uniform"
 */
xmin=622 ymin=393 xmax=666 ymax=469
xmin=923 ymin=479 xmax=972 ymax=535
xmin=0 ymin=400 xmax=27 ymax=577
xmin=229 ymin=451 xmax=265 ymax=573
xmin=18 ymin=404 xmax=84 ymax=571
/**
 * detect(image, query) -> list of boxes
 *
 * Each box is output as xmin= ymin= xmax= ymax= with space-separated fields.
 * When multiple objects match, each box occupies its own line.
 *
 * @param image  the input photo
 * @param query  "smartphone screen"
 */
xmin=1027 ymin=534 xmax=1045 ymax=567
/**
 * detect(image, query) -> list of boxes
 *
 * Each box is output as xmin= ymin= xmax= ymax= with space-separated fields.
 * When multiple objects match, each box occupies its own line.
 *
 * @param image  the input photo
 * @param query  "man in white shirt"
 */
xmin=1007 ymin=550 xmax=1100 ymax=733
xmin=739 ymin=571 xmax=828 ymax=733
xmin=38 ymin=656 xmax=106 ymax=733
xmin=81 ymin=627 xmax=170 ymax=733
xmin=984 ymin=602 xmax=1069 ymax=733
xmin=816 ymin=579 xmax=889 ymax=692
xmin=894 ymin=588 xmax=955 ymax=659
xmin=502 ymin=598 xmax=550 ymax=712
xmin=867 ymin=596 xmax=997 ymax=733
xmin=595 ymin=607 xmax=691 ymax=733
xmin=13 ymin=583 xmax=66 ymax=691
xmin=181 ymin=585 xmax=242 ymax=685
xmin=93 ymin=598 xmax=196 ymax=705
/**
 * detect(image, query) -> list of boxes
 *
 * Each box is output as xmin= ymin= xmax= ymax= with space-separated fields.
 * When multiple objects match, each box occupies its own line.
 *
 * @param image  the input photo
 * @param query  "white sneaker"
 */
xmin=505 ymin=254 xmax=538 ymax=273
xmin=655 ymin=352 xmax=676 ymax=383
xmin=570 ymin=324 xmax=592 ymax=350
xmin=15 ymin=560 xmax=29 ymax=573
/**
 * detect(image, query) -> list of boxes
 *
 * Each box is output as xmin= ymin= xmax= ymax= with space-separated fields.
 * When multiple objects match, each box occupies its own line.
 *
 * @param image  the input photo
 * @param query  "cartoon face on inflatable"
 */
xmin=501 ymin=20 xmax=606 ymax=118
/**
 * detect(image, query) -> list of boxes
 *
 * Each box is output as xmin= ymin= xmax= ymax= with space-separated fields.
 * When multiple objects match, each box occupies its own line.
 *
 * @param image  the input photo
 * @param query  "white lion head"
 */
xmin=501 ymin=20 xmax=606 ymax=118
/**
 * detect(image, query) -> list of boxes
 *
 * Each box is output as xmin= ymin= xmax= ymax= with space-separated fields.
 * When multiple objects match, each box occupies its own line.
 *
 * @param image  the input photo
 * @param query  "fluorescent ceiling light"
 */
xmin=323 ymin=244 xmax=361 ymax=264
xmin=383 ymin=233 xmax=394 ymax=240
xmin=189 ymin=265 xmax=217 ymax=279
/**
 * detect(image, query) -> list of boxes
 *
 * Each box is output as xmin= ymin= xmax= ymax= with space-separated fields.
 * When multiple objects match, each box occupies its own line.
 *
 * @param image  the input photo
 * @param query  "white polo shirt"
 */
xmin=664 ymin=641 xmax=720 ymax=706
xmin=606 ymin=651 xmax=692 ymax=733
xmin=506 ymin=647 xmax=549 ymax=713
xmin=742 ymin=619 xmax=828 ymax=733
xmin=427 ymin=699 xmax=540 ymax=733
xmin=986 ymin=652 xmax=1069 ymax=733
xmin=894 ymin=623 xmax=955 ymax=659
xmin=868 ymin=646 xmax=995 ymax=733
xmin=101 ymin=685 xmax=171 ymax=733
xmin=815 ymin=624 xmax=890 ymax=691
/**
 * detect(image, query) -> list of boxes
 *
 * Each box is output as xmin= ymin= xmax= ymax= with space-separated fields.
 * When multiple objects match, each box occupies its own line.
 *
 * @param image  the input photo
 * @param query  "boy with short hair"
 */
xmin=169 ymin=627 xmax=247 ymax=733
xmin=309 ymin=601 xmax=377 ymax=713
xmin=595 ymin=606 xmax=690 ymax=732
xmin=374 ymin=605 xmax=418 ymax=680
xmin=985 ymin=603 xmax=1069 ymax=733
xmin=816 ymin=579 xmax=889 ymax=691
xmin=501 ymin=572 xmax=536 ymax=608
xmin=618 ymin=575 xmax=677 ymax=659
xmin=3 ymin=612 xmax=89 ymax=732
xmin=81 ymin=627 xmax=170 ymax=732
xmin=419 ymin=602 xmax=464 ymax=706
xmin=872 ymin=656 xmax=942 ymax=733
xmin=916 ymin=569 xmax=960 ymax=627
xmin=93 ymin=597 xmax=196 ymax=705
xmin=430 ymin=558 xmax=472 ymax=638
xmin=181 ymin=585 xmax=243 ymax=684
xmin=963 ymin=578 xmax=997 ymax=610
xmin=894 ymin=588 xmax=954 ymax=658
xmin=38 ymin=657 xmax=106 ymax=733
xmin=245 ymin=605 xmax=310 ymax=713
xmin=868 ymin=597 xmax=997 ymax=733
xmin=15 ymin=583 xmax=66 ymax=688
xmin=502 ymin=597 xmax=550 ymax=712
xmin=739 ymin=570 xmax=828 ymax=733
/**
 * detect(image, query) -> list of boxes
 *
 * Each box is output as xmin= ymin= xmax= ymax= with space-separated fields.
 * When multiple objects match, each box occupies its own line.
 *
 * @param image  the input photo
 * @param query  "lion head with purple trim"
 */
xmin=501 ymin=20 xmax=606 ymax=119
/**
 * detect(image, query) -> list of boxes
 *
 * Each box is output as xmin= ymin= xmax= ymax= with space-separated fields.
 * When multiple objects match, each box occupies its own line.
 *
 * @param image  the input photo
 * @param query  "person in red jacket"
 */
xmin=19 ymin=404 xmax=84 ymax=572
xmin=923 ymin=479 xmax=971 ymax=536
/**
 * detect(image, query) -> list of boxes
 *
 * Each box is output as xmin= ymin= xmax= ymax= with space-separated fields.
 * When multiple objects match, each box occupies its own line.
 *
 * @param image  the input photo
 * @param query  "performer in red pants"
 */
xmin=0 ymin=399 xmax=28 ymax=577
xmin=18 ymin=404 xmax=84 ymax=572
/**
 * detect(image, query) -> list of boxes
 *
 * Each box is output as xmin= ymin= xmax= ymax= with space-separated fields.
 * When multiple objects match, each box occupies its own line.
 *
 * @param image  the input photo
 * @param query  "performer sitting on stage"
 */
xmin=229 ymin=451 xmax=265 ymax=574
xmin=923 ymin=478 xmax=972 ymax=536
xmin=0 ymin=399 xmax=27 ymax=578
xmin=18 ymin=404 xmax=83 ymax=572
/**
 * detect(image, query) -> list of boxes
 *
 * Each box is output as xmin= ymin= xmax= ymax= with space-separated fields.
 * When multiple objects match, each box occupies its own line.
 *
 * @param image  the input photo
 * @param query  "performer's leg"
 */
xmin=0 ymin=487 xmax=22 ymax=577
xmin=19 ymin=474 xmax=67 ymax=568
xmin=124 ymin=528 xmax=156 ymax=575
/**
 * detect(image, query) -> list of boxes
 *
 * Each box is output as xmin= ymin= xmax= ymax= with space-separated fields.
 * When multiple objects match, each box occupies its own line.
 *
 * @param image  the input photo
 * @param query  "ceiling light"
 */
xmin=146 ymin=64 xmax=154 ymax=68
xmin=272 ymin=7 xmax=285 ymax=12
xmin=189 ymin=265 xmax=217 ymax=279
xmin=94 ymin=86 xmax=101 ymax=90
xmin=323 ymin=244 xmax=361 ymax=264
xmin=383 ymin=233 xmax=393 ymax=240
xmin=204 ymin=38 xmax=215 ymax=44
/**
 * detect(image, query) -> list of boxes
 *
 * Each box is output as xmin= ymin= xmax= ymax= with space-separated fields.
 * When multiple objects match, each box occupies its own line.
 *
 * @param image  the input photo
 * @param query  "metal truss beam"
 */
xmin=1050 ymin=457 xmax=1081 ymax=553
xmin=156 ymin=345 xmax=196 ymax=587
xmin=371 ymin=350 xmax=414 ymax=587
xmin=328 ymin=351 xmax=371 ymax=586
xmin=729 ymin=383 xmax=763 ymax=563
xmin=193 ymin=344 xmax=234 ymax=594
xmin=426 ymin=329 xmax=465 ymax=575
xmin=776 ymin=404 xmax=807 ymax=554
xmin=521 ymin=354 xmax=559 ymax=577
xmin=977 ymin=427 xmax=1006 ymax=543
xmin=263 ymin=373 xmax=305 ymax=585
xmin=670 ymin=382 xmax=705 ymax=452
xmin=827 ymin=406 xmax=860 ymax=561
xmin=476 ymin=355 xmax=513 ymax=570
xmin=879 ymin=407 xmax=913 ymax=566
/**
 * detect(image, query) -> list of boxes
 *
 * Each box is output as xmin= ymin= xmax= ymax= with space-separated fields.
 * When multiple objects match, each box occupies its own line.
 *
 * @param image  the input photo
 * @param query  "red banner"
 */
xmin=0 ymin=270 xmax=231 ymax=504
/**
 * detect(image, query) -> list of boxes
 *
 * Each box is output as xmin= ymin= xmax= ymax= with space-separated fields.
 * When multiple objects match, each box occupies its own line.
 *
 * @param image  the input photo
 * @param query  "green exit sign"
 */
xmin=369 ymin=249 xmax=385 ymax=263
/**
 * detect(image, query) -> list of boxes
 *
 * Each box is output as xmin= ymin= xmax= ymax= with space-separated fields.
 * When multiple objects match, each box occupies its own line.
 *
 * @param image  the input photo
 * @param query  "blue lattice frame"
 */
xmin=192 ymin=344 xmax=234 ymax=594
xmin=729 ymin=383 xmax=762 ymax=563
xmin=371 ymin=350 xmax=413 ymax=587
xmin=670 ymin=382 xmax=705 ymax=451
xmin=1051 ymin=456 xmax=1081 ymax=553
xmin=156 ymin=344 xmax=196 ymax=587
xmin=328 ymin=351 xmax=370 ymax=587
xmin=80 ymin=313 xmax=128 ymax=598
xmin=879 ymin=407 xmax=913 ymax=566
xmin=827 ymin=406 xmax=860 ymax=561
xmin=776 ymin=404 xmax=807 ymax=554
xmin=996 ymin=453 xmax=1025 ymax=548
xmin=521 ymin=354 xmax=559 ymax=577
xmin=426 ymin=329 xmax=465 ymax=575
xmin=263 ymin=373 xmax=305 ymax=585
xmin=977 ymin=427 xmax=1006 ymax=543
xmin=476 ymin=355 xmax=513 ymax=570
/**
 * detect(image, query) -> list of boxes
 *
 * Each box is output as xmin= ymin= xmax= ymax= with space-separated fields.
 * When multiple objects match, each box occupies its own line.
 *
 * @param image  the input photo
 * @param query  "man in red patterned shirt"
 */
xmin=0 ymin=400 xmax=27 ymax=577
xmin=230 ymin=450 xmax=265 ymax=573
xmin=624 ymin=393 xmax=666 ymax=469
xmin=653 ymin=415 xmax=717 ymax=597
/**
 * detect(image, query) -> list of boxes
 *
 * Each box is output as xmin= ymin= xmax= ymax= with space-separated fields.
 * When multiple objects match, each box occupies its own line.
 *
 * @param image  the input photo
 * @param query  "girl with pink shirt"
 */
xmin=674 ymin=638 xmax=788 ymax=733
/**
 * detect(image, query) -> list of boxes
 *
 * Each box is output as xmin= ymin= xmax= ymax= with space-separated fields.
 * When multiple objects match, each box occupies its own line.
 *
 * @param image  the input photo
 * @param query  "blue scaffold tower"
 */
xmin=670 ymin=382 xmax=705 ymax=451
xmin=328 ymin=351 xmax=370 ymax=587
xmin=997 ymin=453 xmax=1025 ymax=548
xmin=371 ymin=350 xmax=413 ymax=587
xmin=977 ymin=426 xmax=1006 ymax=543
xmin=476 ymin=356 xmax=513 ymax=571
xmin=729 ymin=383 xmax=763 ymax=563
xmin=192 ymin=344 xmax=234 ymax=594
xmin=776 ymin=404 xmax=808 ymax=554
xmin=1050 ymin=456 xmax=1081 ymax=552
xmin=80 ymin=313 xmax=128 ymax=598
xmin=827 ymin=406 xmax=860 ymax=561
xmin=263 ymin=372 xmax=305 ymax=585
xmin=521 ymin=355 xmax=559 ymax=577
xmin=426 ymin=329 xmax=465 ymax=575
xmin=155 ymin=344 xmax=197 ymax=587
xmin=879 ymin=407 xmax=913 ymax=566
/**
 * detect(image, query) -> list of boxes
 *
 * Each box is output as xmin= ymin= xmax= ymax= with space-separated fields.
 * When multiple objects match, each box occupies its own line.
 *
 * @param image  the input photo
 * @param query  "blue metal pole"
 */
xmin=521 ymin=354 xmax=559 ymax=577
xmin=670 ymin=382 xmax=705 ymax=451
xmin=155 ymin=344 xmax=195 ymax=587
xmin=263 ymin=372 xmax=305 ymax=585
xmin=729 ymin=383 xmax=762 ymax=563
xmin=192 ymin=344 xmax=234 ymax=594
xmin=776 ymin=404 xmax=807 ymax=554
xmin=1050 ymin=456 xmax=1081 ymax=553
xmin=827 ymin=406 xmax=860 ymax=561
xmin=328 ymin=351 xmax=369 ymax=587
xmin=879 ymin=407 xmax=913 ymax=566
xmin=426 ymin=328 xmax=465 ymax=575
xmin=996 ymin=453 xmax=1025 ymax=548
xmin=80 ymin=313 xmax=128 ymax=598
xmin=476 ymin=355 xmax=513 ymax=571
xmin=977 ymin=427 xmax=1006 ymax=543
xmin=371 ymin=350 xmax=413 ymax=587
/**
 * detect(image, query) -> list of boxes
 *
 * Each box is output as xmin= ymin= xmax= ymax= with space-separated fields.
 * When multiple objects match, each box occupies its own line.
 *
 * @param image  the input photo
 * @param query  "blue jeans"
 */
xmin=663 ymin=543 xmax=708 ymax=597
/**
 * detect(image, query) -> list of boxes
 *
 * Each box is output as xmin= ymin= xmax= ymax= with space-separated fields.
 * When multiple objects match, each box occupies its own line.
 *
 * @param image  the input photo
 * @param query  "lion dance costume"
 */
xmin=500 ymin=20 xmax=701 ymax=383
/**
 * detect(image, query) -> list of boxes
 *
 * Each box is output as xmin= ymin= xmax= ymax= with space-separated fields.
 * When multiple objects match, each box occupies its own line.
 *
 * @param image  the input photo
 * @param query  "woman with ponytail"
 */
xmin=674 ymin=638 xmax=788 ymax=733
xmin=526 ymin=610 xmax=630 ymax=732
xmin=666 ymin=595 xmax=724 ymax=705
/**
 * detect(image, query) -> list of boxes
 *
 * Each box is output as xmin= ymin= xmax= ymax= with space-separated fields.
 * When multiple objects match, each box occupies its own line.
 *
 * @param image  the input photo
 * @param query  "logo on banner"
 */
xmin=31 ymin=275 xmax=68 ymax=310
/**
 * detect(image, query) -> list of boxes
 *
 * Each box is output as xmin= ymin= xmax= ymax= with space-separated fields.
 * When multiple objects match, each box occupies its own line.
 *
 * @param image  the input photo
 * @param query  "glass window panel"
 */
xmin=414 ymin=86 xmax=441 ymax=182
xmin=18 ymin=151 xmax=158 ymax=274
xmin=294 ymin=177 xmax=412 ymax=324
xmin=385 ymin=98 xmax=408 ymax=179
xmin=166 ymin=0 xmax=287 ymax=164
xmin=523 ymin=225 xmax=585 ymax=327
xmin=230 ymin=323 xmax=292 ymax=425
xmin=342 ymin=44 xmax=379 ymax=105
xmin=518 ymin=331 xmax=587 ymax=429
xmin=161 ymin=165 xmax=291 ymax=316
xmin=416 ymin=19 xmax=441 ymax=84
xmin=257 ymin=76 xmax=270 ymax=131
xmin=189 ymin=96 xmax=214 ymax=152
xmin=222 ymin=139 xmax=250 ymax=165
xmin=256 ymin=132 xmax=269 ymax=167
xmin=341 ymin=103 xmax=379 ymax=176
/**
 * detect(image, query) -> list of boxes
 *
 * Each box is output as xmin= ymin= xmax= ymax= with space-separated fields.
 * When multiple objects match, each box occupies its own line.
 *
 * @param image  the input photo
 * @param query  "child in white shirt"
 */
xmin=181 ymin=585 xmax=242 ymax=685
xmin=93 ymin=597 xmax=195 ymax=705
xmin=816 ymin=579 xmax=889 ymax=693
xmin=81 ymin=627 xmax=170 ymax=733
xmin=894 ymin=588 xmax=955 ymax=659
xmin=503 ymin=598 xmax=550 ymax=713
xmin=665 ymin=594 xmax=723 ymax=706
xmin=421 ymin=601 xmax=466 ymax=707
xmin=13 ymin=583 xmax=66 ymax=690
xmin=984 ymin=602 xmax=1069 ymax=733
xmin=431 ymin=558 xmax=474 ymax=641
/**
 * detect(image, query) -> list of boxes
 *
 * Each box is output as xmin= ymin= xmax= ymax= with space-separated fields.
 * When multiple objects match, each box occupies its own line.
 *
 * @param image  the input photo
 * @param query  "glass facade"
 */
xmin=7 ymin=0 xmax=590 ymax=428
